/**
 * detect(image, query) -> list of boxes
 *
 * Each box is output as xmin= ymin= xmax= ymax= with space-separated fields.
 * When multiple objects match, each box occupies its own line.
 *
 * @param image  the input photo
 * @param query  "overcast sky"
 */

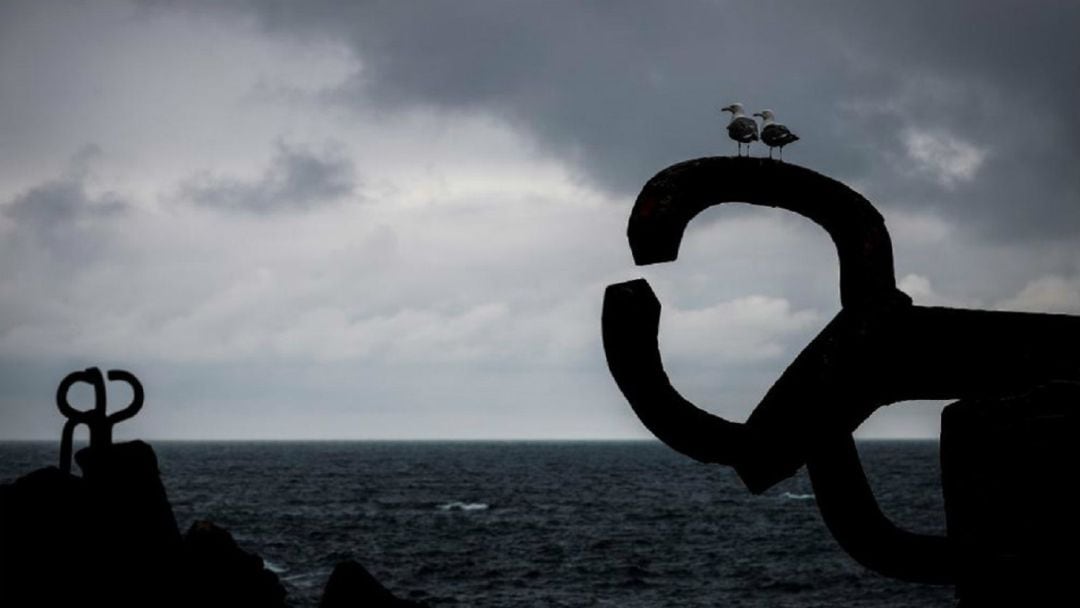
xmin=2 ymin=1 xmax=1078 ymax=440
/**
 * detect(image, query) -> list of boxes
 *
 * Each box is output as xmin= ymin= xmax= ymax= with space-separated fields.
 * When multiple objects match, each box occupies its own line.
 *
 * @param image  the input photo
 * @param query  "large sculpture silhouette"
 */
xmin=602 ymin=157 xmax=1080 ymax=604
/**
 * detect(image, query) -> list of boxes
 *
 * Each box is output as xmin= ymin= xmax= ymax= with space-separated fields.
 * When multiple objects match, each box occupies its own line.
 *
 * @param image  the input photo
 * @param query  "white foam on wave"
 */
xmin=782 ymin=492 xmax=815 ymax=501
xmin=437 ymin=501 xmax=490 ymax=511
xmin=281 ymin=568 xmax=330 ymax=589
xmin=263 ymin=559 xmax=287 ymax=574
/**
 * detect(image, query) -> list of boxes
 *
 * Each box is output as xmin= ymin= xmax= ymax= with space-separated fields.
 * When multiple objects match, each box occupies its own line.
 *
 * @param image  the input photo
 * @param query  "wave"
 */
xmin=437 ymin=501 xmax=490 ymax=512
xmin=263 ymin=559 xmax=287 ymax=574
xmin=781 ymin=492 xmax=815 ymax=501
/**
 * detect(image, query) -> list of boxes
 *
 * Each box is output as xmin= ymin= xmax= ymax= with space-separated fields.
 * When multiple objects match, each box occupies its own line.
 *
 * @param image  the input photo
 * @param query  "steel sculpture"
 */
xmin=56 ymin=367 xmax=144 ymax=475
xmin=601 ymin=157 xmax=1080 ymax=586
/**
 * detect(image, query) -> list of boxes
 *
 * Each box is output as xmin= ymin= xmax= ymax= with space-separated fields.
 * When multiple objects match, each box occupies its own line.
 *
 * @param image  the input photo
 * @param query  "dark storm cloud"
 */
xmin=154 ymin=0 xmax=1080 ymax=241
xmin=181 ymin=141 xmax=356 ymax=212
xmin=813 ymin=1 xmax=1080 ymax=241
xmin=2 ymin=145 xmax=127 ymax=241
xmin=0 ymin=150 xmax=130 ymax=271
xmin=4 ymin=177 xmax=126 ymax=228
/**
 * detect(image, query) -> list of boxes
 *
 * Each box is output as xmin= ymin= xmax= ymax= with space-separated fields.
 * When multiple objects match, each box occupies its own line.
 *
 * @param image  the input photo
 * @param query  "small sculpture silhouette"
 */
xmin=2 ymin=369 xmax=424 ymax=606
xmin=753 ymin=109 xmax=799 ymax=160
xmin=602 ymin=157 xmax=1080 ymax=604
xmin=720 ymin=103 xmax=758 ymax=157
xmin=56 ymin=367 xmax=143 ymax=475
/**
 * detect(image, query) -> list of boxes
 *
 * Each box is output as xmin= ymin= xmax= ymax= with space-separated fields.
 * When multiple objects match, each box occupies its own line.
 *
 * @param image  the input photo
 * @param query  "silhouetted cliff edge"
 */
xmin=0 ymin=441 xmax=423 ymax=607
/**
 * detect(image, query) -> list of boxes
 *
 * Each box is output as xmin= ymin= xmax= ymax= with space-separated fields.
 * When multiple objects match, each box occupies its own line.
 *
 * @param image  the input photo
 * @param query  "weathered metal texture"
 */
xmin=602 ymin=156 xmax=1080 ymax=584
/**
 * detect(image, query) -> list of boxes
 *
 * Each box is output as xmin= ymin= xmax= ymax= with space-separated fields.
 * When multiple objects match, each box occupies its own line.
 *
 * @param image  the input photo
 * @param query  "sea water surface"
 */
xmin=0 ymin=441 xmax=953 ymax=607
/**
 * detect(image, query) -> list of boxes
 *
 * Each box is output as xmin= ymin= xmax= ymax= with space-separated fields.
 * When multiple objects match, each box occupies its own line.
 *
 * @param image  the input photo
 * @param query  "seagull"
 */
xmin=754 ymin=109 xmax=800 ymax=160
xmin=721 ymin=103 xmax=759 ymax=157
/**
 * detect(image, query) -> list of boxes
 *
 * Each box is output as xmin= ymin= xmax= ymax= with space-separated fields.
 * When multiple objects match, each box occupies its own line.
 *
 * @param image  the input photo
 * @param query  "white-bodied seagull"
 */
xmin=721 ymin=103 xmax=759 ymax=157
xmin=754 ymin=109 xmax=800 ymax=160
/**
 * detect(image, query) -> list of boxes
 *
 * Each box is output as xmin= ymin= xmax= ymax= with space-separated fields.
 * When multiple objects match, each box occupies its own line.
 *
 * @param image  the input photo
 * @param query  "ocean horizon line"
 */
xmin=0 ymin=436 xmax=940 ymax=443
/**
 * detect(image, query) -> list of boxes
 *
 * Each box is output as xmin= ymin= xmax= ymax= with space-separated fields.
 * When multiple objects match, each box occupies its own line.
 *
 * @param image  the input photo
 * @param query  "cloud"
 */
xmin=1 ymin=145 xmax=129 ymax=266
xmin=995 ymin=275 xmax=1080 ymax=314
xmin=180 ymin=141 xmax=356 ymax=212
xmin=3 ymin=144 xmax=125 ymax=226
xmin=883 ymin=208 xmax=952 ymax=245
xmin=901 ymin=128 xmax=987 ymax=188
xmin=3 ymin=176 xmax=126 ymax=229
xmin=2 ymin=1 xmax=1079 ymax=440
xmin=159 ymin=0 xmax=1080 ymax=244
xmin=661 ymin=296 xmax=821 ymax=365
xmin=897 ymin=274 xmax=978 ymax=309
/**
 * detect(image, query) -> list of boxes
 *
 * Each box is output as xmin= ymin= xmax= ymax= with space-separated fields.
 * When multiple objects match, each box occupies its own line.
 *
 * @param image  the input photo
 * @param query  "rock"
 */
xmin=2 ymin=441 xmax=424 ymax=607
xmin=183 ymin=520 xmax=288 ymax=607
xmin=0 ymin=466 xmax=89 ymax=605
xmin=320 ymin=559 xmax=428 ymax=607
xmin=0 ymin=442 xmax=183 ymax=607
xmin=78 ymin=441 xmax=185 ymax=593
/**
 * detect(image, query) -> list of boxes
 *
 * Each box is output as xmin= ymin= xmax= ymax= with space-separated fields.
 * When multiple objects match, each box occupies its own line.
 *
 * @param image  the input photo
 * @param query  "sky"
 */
xmin=1 ymin=1 xmax=1078 ymax=441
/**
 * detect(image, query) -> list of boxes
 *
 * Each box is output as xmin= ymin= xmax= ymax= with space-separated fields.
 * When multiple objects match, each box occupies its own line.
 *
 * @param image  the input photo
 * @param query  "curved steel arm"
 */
xmin=603 ymin=278 xmax=958 ymax=581
xmin=603 ymin=280 xmax=749 ymax=465
xmin=807 ymin=434 xmax=955 ymax=584
xmin=104 ymin=369 xmax=144 ymax=425
xmin=628 ymin=157 xmax=907 ymax=309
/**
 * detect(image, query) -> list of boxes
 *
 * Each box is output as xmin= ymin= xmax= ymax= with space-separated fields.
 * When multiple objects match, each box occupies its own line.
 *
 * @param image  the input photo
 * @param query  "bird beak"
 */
xmin=752 ymin=112 xmax=763 ymax=118
xmin=720 ymin=105 xmax=733 ymax=113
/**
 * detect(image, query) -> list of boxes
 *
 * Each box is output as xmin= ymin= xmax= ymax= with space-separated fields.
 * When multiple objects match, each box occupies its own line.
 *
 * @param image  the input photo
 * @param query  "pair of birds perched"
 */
xmin=721 ymin=103 xmax=799 ymax=160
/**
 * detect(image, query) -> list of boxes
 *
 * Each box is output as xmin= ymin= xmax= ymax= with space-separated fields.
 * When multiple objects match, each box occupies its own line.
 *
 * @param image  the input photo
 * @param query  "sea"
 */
xmin=0 ymin=440 xmax=955 ymax=607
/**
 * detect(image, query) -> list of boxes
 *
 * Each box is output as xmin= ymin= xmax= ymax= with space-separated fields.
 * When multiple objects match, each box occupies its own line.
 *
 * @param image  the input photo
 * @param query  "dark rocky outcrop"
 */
xmin=184 ymin=520 xmax=288 ymax=607
xmin=320 ymin=559 xmax=427 ymax=607
xmin=1 ymin=441 xmax=414 ymax=607
xmin=1 ymin=441 xmax=184 ymax=607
